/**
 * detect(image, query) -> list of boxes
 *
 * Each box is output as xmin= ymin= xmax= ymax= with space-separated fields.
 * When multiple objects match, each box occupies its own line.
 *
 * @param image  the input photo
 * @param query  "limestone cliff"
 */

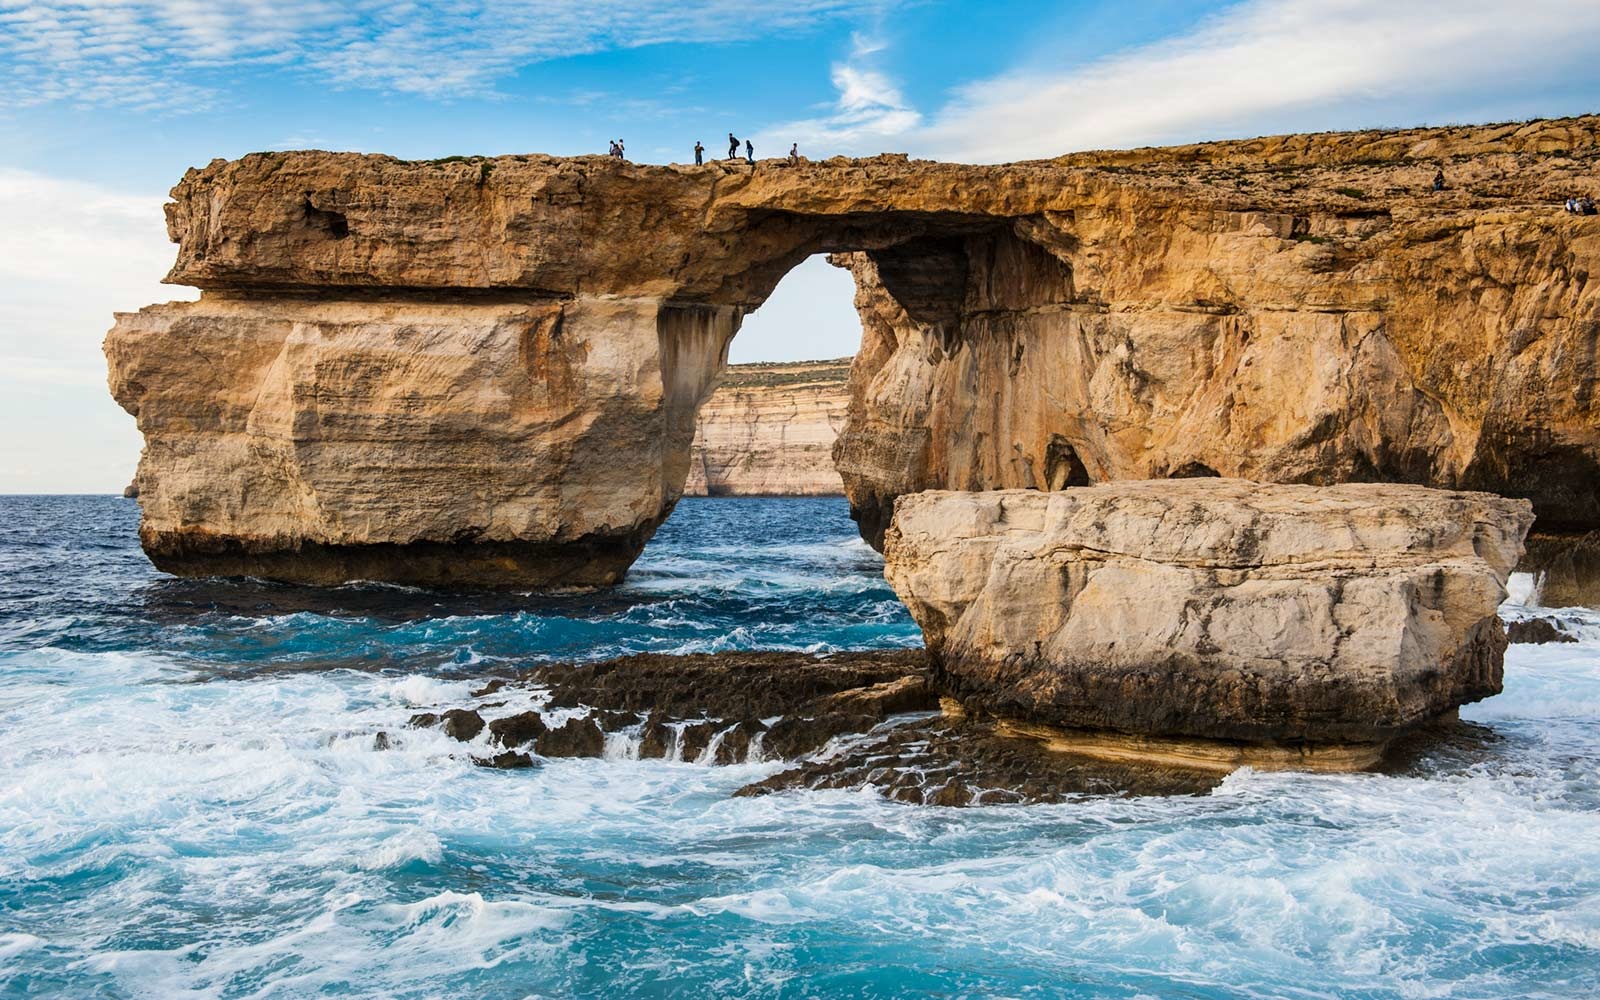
xmin=683 ymin=359 xmax=849 ymax=496
xmin=108 ymin=116 xmax=1600 ymax=585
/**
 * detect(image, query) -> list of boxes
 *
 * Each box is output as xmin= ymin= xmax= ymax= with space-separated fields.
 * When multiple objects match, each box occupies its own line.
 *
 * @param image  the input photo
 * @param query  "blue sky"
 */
xmin=3 ymin=0 xmax=1599 ymax=491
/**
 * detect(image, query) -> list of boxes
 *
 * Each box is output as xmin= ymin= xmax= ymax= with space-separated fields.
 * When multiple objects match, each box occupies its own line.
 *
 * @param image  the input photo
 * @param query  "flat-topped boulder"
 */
xmin=883 ymin=481 xmax=1534 ymax=764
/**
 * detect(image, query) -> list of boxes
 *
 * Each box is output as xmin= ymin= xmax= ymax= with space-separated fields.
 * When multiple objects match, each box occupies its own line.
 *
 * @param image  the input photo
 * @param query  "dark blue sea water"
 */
xmin=2 ymin=495 xmax=1598 ymax=999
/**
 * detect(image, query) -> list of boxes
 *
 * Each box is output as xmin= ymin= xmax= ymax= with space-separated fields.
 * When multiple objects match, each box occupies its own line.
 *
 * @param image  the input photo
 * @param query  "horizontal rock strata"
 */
xmin=884 ymin=481 xmax=1535 ymax=759
xmin=108 ymin=297 xmax=734 ymax=586
xmin=682 ymin=359 xmax=850 ymax=496
xmin=109 ymin=116 xmax=1600 ymax=585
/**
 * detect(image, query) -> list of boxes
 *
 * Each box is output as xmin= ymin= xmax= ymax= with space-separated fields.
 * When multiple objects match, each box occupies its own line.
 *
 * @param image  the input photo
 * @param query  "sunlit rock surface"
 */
xmin=883 ymin=481 xmax=1535 ymax=760
xmin=683 ymin=359 xmax=849 ymax=496
xmin=107 ymin=297 xmax=734 ymax=586
xmin=108 ymin=116 xmax=1600 ymax=585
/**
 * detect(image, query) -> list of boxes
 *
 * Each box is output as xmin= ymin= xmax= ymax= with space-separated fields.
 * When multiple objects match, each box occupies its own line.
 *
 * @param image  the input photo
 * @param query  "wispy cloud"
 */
xmin=758 ymin=31 xmax=920 ymax=154
xmin=0 ymin=167 xmax=192 ymax=490
xmin=772 ymin=0 xmax=1600 ymax=162
xmin=0 ymin=0 xmax=887 ymax=110
xmin=0 ymin=166 xmax=191 ymax=380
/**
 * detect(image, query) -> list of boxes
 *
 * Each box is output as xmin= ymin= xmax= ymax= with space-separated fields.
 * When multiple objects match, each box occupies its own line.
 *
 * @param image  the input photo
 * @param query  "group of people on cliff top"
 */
xmin=611 ymin=135 xmax=800 ymax=166
xmin=1565 ymin=196 xmax=1597 ymax=215
xmin=614 ymin=135 xmax=802 ymax=166
xmin=690 ymin=135 xmax=799 ymax=166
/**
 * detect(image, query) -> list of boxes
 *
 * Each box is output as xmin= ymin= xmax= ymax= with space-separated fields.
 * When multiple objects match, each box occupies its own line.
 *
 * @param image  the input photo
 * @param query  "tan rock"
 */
xmin=683 ymin=359 xmax=849 ymax=496
xmin=106 ymin=296 xmax=735 ymax=587
xmin=883 ymin=481 xmax=1534 ymax=750
xmin=108 ymin=116 xmax=1600 ymax=585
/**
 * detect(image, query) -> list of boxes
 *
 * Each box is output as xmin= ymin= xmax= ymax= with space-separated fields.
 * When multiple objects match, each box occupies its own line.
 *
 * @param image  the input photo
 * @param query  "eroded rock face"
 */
xmin=884 ymin=481 xmax=1535 ymax=749
xmin=108 ymin=296 xmax=734 ymax=586
xmin=109 ymin=117 xmax=1600 ymax=585
xmin=682 ymin=359 xmax=849 ymax=496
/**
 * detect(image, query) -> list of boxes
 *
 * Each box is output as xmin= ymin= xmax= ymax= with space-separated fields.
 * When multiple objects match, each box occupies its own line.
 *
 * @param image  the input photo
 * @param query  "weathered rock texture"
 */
xmin=683 ymin=358 xmax=849 ymax=496
xmin=884 ymin=481 xmax=1534 ymax=752
xmin=108 ymin=116 xmax=1600 ymax=585
xmin=108 ymin=297 xmax=732 ymax=586
xmin=399 ymin=648 xmax=1223 ymax=802
xmin=1519 ymin=531 xmax=1600 ymax=609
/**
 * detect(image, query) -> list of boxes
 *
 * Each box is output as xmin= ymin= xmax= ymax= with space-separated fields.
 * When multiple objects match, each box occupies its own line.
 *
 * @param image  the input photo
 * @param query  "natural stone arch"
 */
xmin=107 ymin=119 xmax=1600 ymax=587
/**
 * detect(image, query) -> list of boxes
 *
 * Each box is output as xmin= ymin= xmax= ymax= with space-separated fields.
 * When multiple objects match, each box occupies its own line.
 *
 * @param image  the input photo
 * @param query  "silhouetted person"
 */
xmin=608 ymin=140 xmax=618 ymax=157
xmin=1433 ymin=168 xmax=1445 ymax=192
xmin=728 ymin=133 xmax=739 ymax=159
xmin=694 ymin=141 xmax=704 ymax=165
xmin=788 ymin=142 xmax=799 ymax=165
xmin=617 ymin=139 xmax=626 ymax=160
xmin=745 ymin=139 xmax=754 ymax=164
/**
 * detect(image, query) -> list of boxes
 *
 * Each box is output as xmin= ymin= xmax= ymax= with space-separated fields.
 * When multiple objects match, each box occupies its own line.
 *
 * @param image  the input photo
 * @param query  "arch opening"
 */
xmin=663 ymin=217 xmax=1097 ymax=555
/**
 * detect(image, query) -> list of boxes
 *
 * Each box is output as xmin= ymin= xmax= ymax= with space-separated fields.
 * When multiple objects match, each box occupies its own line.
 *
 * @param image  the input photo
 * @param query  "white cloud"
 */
xmin=773 ymin=0 xmax=1600 ymax=162
xmin=0 ymin=167 xmax=193 ymax=491
xmin=757 ymin=34 xmax=920 ymax=154
xmin=0 ymin=0 xmax=887 ymax=109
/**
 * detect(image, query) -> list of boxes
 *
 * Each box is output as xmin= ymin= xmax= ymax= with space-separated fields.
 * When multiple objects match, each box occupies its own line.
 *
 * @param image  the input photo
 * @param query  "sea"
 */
xmin=1 ymin=494 xmax=1597 ymax=999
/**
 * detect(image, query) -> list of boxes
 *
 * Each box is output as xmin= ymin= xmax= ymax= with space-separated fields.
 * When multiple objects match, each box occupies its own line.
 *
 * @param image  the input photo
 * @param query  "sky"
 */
xmin=2 ymin=1 xmax=1599 ymax=492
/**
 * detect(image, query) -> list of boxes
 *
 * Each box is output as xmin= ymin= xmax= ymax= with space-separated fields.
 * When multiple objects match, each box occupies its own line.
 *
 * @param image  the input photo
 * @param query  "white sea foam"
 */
xmin=384 ymin=674 xmax=475 ymax=707
xmin=0 ymin=933 xmax=44 ymax=960
xmin=356 ymin=829 xmax=444 ymax=871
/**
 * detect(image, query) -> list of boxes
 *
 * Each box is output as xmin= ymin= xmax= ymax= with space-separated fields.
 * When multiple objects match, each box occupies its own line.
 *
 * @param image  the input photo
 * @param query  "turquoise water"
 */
xmin=1 ymin=495 xmax=1597 ymax=998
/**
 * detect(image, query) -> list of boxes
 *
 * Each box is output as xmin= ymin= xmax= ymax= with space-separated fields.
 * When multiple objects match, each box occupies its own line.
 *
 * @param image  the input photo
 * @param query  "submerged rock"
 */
xmin=415 ymin=650 xmax=933 ymax=773
xmin=736 ymin=716 xmax=1222 ymax=804
xmin=885 ymin=481 xmax=1534 ymax=757
xmin=1505 ymin=617 xmax=1579 ymax=644
xmin=536 ymin=718 xmax=605 ymax=758
xmin=536 ymin=650 xmax=929 ymax=718
xmin=474 ymin=750 xmax=537 ymax=770
xmin=408 ymin=708 xmax=486 ymax=742
xmin=488 ymin=711 xmax=547 ymax=748
xmin=440 ymin=709 xmax=485 ymax=741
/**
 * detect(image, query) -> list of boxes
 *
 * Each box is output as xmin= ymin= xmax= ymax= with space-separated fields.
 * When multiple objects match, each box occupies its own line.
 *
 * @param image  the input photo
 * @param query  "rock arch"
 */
xmin=107 ymin=119 xmax=1600 ymax=586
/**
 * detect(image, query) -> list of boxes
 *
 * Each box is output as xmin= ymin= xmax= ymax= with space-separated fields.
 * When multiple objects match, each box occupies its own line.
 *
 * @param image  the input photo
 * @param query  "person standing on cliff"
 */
xmin=788 ymin=142 xmax=800 ymax=165
xmin=617 ymin=139 xmax=626 ymax=161
xmin=694 ymin=141 xmax=704 ymax=166
xmin=1433 ymin=167 xmax=1445 ymax=191
xmin=745 ymin=139 xmax=754 ymax=164
xmin=728 ymin=133 xmax=739 ymax=159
